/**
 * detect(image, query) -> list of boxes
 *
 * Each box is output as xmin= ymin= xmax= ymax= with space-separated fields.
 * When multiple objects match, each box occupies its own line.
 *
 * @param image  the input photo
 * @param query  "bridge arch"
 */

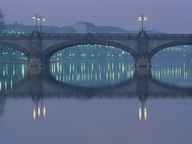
xmin=0 ymin=41 xmax=30 ymax=60
xmin=149 ymin=41 xmax=192 ymax=60
xmin=42 ymin=39 xmax=137 ymax=63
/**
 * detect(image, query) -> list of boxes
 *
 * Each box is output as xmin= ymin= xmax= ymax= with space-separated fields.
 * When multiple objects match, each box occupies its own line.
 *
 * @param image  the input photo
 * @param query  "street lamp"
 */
xmin=32 ymin=14 xmax=38 ymax=31
xmin=37 ymin=16 xmax=45 ymax=33
xmin=138 ymin=14 xmax=147 ymax=31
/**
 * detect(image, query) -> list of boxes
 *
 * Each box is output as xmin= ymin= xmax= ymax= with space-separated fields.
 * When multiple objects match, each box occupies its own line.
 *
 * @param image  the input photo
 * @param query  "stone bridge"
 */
xmin=0 ymin=30 xmax=192 ymax=67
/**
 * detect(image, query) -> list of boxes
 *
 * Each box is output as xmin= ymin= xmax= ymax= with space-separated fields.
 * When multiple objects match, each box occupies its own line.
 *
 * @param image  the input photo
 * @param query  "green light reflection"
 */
xmin=0 ymin=64 xmax=28 ymax=91
xmin=50 ymin=61 xmax=135 ymax=87
xmin=151 ymin=62 xmax=192 ymax=87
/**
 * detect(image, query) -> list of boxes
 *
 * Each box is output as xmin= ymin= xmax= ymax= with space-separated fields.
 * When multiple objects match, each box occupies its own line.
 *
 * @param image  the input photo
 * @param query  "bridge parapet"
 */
xmin=0 ymin=35 xmax=31 ymax=40
xmin=148 ymin=34 xmax=192 ymax=40
xmin=39 ymin=33 xmax=138 ymax=41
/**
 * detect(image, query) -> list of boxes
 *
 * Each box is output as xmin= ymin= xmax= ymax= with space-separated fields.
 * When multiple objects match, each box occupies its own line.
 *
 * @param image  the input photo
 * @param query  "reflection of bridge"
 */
xmin=1 ymin=68 xmax=192 ymax=99
xmin=0 ymin=68 xmax=192 ymax=121
xmin=0 ymin=30 xmax=192 ymax=67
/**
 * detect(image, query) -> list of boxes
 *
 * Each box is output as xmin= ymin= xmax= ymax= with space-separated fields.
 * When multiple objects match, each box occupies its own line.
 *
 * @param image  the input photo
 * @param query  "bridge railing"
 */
xmin=148 ymin=34 xmax=192 ymax=38
xmin=148 ymin=34 xmax=192 ymax=40
xmin=0 ymin=33 xmax=138 ymax=40
xmin=0 ymin=33 xmax=31 ymax=36
xmin=41 ymin=33 xmax=138 ymax=37
xmin=1 ymin=33 xmax=192 ymax=40
xmin=40 ymin=33 xmax=139 ymax=40
xmin=0 ymin=34 xmax=33 ymax=41
xmin=148 ymin=34 xmax=192 ymax=37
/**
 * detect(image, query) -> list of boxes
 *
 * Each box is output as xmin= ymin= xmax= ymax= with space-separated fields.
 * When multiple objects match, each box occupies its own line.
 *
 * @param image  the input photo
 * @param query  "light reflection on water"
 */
xmin=0 ymin=61 xmax=192 ymax=144
xmin=49 ymin=60 xmax=192 ymax=88
xmin=152 ymin=62 xmax=192 ymax=87
xmin=0 ymin=63 xmax=28 ymax=91
xmin=0 ymin=61 xmax=191 ymax=89
xmin=50 ymin=61 xmax=135 ymax=87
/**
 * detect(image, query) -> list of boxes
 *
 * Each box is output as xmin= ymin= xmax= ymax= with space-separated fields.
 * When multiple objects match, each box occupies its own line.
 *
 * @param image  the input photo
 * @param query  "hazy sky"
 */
xmin=1 ymin=0 xmax=192 ymax=33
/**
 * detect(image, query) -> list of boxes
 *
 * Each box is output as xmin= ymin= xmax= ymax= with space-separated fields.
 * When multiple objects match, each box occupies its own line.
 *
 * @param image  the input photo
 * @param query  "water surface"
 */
xmin=0 ymin=61 xmax=192 ymax=144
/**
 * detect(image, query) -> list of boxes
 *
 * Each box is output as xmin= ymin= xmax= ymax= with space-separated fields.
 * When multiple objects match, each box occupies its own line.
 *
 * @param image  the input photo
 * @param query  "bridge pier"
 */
xmin=27 ymin=31 xmax=44 ymax=68
xmin=135 ymin=30 xmax=151 ymax=68
xmin=135 ymin=58 xmax=150 ymax=68
xmin=28 ymin=58 xmax=44 ymax=68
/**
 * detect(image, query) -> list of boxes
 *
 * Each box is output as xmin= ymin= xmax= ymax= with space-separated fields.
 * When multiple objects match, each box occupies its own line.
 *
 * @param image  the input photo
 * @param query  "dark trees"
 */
xmin=0 ymin=8 xmax=6 ymax=33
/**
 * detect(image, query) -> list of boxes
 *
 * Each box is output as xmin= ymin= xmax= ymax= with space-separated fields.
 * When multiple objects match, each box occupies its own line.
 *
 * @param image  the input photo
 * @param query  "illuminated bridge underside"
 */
xmin=1 ymin=72 xmax=192 ymax=99
xmin=0 ymin=31 xmax=192 ymax=67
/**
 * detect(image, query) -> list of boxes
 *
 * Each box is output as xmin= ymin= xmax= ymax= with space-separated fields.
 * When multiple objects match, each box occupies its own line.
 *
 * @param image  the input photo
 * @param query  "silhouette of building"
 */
xmin=72 ymin=22 xmax=88 ymax=33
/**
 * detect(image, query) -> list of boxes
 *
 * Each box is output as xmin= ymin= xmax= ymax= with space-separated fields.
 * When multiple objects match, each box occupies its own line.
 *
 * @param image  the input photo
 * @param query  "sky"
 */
xmin=0 ymin=0 xmax=192 ymax=33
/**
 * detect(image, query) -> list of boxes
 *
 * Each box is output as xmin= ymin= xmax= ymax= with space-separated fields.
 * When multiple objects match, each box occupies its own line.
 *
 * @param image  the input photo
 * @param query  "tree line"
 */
xmin=0 ymin=7 xmax=6 ymax=33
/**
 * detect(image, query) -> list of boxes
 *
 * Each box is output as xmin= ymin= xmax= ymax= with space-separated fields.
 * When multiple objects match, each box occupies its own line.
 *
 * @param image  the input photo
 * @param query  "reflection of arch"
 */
xmin=0 ymin=67 xmax=136 ymax=98
xmin=0 ymin=41 xmax=30 ymax=59
xmin=149 ymin=77 xmax=192 ymax=96
xmin=149 ymin=41 xmax=192 ymax=60
xmin=42 ymin=39 xmax=137 ymax=62
xmin=43 ymin=70 xmax=136 ymax=97
xmin=1 ymin=68 xmax=192 ymax=99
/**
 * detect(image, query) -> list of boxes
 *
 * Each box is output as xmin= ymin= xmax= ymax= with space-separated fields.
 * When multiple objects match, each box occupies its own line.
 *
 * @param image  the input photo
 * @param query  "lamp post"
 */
xmin=32 ymin=14 xmax=38 ymax=31
xmin=37 ymin=16 xmax=45 ymax=33
xmin=138 ymin=14 xmax=147 ymax=31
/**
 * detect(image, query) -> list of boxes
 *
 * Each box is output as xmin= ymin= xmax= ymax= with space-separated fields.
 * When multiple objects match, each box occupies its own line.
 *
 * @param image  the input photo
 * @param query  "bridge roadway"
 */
xmin=0 ymin=30 xmax=192 ymax=67
xmin=1 ymin=68 xmax=192 ymax=101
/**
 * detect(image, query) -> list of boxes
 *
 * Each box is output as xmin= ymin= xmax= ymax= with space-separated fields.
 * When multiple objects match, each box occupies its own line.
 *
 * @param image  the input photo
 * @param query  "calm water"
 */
xmin=0 ymin=60 xmax=192 ymax=144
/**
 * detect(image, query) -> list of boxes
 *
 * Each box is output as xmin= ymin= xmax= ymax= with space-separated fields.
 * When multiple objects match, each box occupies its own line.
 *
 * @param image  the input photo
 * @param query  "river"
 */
xmin=0 ymin=59 xmax=192 ymax=144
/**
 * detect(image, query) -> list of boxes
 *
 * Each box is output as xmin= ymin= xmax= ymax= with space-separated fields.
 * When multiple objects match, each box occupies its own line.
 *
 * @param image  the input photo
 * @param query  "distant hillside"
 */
xmin=6 ymin=22 xmax=163 ymax=34
xmin=96 ymin=26 xmax=128 ymax=33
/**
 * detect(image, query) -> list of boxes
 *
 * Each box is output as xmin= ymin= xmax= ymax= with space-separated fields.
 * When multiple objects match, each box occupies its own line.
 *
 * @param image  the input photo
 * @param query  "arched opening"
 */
xmin=50 ymin=44 xmax=134 ymax=62
xmin=50 ymin=44 xmax=135 ymax=87
xmin=151 ymin=45 xmax=192 ymax=65
xmin=151 ymin=45 xmax=192 ymax=87
xmin=0 ymin=44 xmax=27 ymax=63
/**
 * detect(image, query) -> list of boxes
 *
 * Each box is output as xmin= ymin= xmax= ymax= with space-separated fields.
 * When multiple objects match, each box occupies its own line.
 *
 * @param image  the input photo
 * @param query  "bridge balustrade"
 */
xmin=148 ymin=34 xmax=192 ymax=40
xmin=37 ymin=33 xmax=139 ymax=41
xmin=0 ymin=35 xmax=32 ymax=40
